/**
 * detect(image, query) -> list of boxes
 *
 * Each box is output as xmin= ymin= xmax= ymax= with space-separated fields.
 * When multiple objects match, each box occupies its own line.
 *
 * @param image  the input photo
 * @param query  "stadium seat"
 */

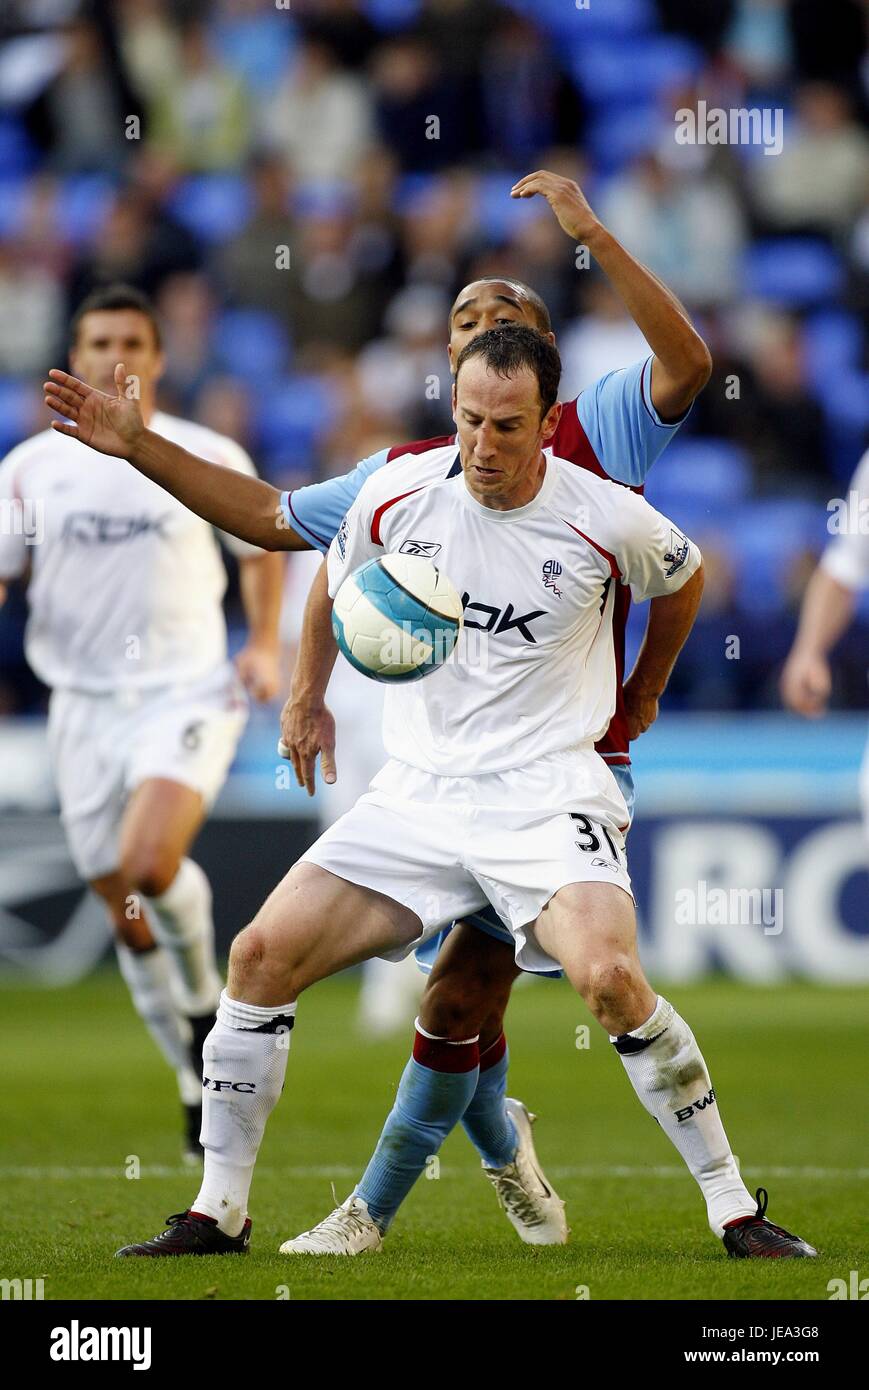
xmin=55 ymin=176 xmax=117 ymax=246
xmin=507 ymin=0 xmax=654 ymax=40
xmin=586 ymin=104 xmax=661 ymax=173
xmin=363 ymin=0 xmax=422 ymax=28
xmin=744 ymin=239 xmax=844 ymax=308
xmin=0 ymin=379 xmax=37 ymax=454
xmin=731 ymin=499 xmax=829 ymax=614
xmin=0 ymin=178 xmax=31 ymax=240
xmin=213 ymin=310 xmax=291 ymax=384
xmin=803 ymin=310 xmax=864 ymax=394
xmin=644 ymin=440 xmax=752 ymax=514
xmin=255 ymin=376 xmax=340 ymax=469
xmin=568 ymin=35 xmax=703 ymax=106
xmin=211 ymin=13 xmax=296 ymax=91
xmin=0 ymin=116 xmax=38 ymax=176
xmin=167 ymin=175 xmax=253 ymax=244
xmin=475 ymin=174 xmax=550 ymax=242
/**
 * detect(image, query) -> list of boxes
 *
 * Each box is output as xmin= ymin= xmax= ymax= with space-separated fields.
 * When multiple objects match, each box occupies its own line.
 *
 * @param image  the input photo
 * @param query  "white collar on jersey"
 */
xmin=456 ymin=452 xmax=559 ymax=522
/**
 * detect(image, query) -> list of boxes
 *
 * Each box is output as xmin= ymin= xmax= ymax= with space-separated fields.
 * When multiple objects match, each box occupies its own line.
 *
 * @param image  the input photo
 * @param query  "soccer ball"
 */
xmin=332 ymin=553 xmax=463 ymax=682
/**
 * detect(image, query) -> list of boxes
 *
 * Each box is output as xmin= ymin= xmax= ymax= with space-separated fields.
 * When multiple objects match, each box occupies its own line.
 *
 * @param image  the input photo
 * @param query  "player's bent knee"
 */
xmin=419 ymin=975 xmax=491 ymax=1040
xmin=579 ymin=955 xmax=644 ymax=1020
xmin=119 ymin=848 xmax=180 ymax=900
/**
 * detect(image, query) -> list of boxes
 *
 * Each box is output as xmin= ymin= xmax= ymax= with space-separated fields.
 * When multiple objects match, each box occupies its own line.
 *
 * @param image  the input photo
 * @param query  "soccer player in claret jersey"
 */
xmin=45 ymin=318 xmax=816 ymax=1262
xmin=0 ymin=286 xmax=284 ymax=1160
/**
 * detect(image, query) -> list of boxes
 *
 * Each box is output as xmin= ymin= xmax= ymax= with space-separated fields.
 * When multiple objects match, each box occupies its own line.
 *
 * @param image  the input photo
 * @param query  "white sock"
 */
xmin=145 ymin=859 xmax=222 ymax=1016
xmin=612 ymin=996 xmax=757 ymax=1237
xmin=115 ymin=942 xmax=200 ymax=1105
xmin=192 ymin=990 xmax=296 ymax=1237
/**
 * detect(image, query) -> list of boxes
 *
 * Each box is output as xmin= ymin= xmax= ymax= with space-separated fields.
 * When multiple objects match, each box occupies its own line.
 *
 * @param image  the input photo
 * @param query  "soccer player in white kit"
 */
xmin=782 ymin=447 xmax=869 ymax=833
xmin=0 ymin=286 xmax=284 ymax=1159
xmin=42 ymin=323 xmax=816 ymax=1258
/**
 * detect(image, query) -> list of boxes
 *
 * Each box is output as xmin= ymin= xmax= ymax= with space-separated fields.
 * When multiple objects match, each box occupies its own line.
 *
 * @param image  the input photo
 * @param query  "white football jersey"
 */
xmin=327 ymin=446 xmax=702 ymax=776
xmin=0 ymin=412 xmax=262 ymax=693
xmin=822 ymin=449 xmax=869 ymax=594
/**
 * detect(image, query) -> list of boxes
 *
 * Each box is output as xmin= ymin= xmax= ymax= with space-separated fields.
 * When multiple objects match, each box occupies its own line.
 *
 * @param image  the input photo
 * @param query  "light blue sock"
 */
xmin=461 ymin=1035 xmax=517 ymax=1169
xmin=356 ymin=1029 xmax=480 ymax=1231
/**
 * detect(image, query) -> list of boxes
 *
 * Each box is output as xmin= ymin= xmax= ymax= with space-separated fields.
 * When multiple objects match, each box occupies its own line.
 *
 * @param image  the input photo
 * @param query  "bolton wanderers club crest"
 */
xmin=542 ymin=558 xmax=563 ymax=599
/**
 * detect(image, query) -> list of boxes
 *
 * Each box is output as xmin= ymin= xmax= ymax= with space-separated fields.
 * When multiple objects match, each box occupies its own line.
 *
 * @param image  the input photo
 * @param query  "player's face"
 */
xmin=70 ymin=310 xmax=164 ymax=402
xmin=453 ymin=358 xmax=561 ymax=509
xmin=447 ymin=281 xmax=554 ymax=368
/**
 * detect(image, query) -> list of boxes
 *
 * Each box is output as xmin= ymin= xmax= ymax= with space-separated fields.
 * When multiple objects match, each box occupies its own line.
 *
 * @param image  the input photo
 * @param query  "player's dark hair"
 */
xmin=454 ymin=325 xmax=561 ymax=418
xmin=450 ymin=277 xmax=552 ymax=335
xmin=69 ymin=285 xmax=162 ymax=350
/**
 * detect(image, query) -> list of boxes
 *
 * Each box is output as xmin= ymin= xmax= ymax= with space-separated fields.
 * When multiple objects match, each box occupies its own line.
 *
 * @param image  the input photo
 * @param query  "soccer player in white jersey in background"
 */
xmin=0 ymin=286 xmax=284 ymax=1160
xmin=782 ymin=448 xmax=869 ymax=834
xmin=43 ymin=325 xmax=816 ymax=1260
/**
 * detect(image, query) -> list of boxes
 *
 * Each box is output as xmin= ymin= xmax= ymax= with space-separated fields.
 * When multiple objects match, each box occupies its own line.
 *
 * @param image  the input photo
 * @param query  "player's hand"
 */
xmin=510 ymin=170 xmax=601 ymax=243
xmin=235 ymin=642 xmax=281 ymax=703
xmin=780 ymin=648 xmax=831 ymax=718
xmin=623 ymin=674 xmax=660 ymax=740
xmin=279 ymin=693 xmax=337 ymax=796
xmin=43 ymin=363 xmax=145 ymax=459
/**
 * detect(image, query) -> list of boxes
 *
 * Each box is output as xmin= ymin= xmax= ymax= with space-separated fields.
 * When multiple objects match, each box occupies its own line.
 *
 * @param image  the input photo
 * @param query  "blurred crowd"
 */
xmin=0 ymin=0 xmax=868 ymax=714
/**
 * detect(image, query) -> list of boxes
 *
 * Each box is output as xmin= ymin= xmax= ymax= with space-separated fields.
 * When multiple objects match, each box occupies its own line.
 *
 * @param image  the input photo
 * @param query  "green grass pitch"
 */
xmin=3 ymin=970 xmax=866 ymax=1301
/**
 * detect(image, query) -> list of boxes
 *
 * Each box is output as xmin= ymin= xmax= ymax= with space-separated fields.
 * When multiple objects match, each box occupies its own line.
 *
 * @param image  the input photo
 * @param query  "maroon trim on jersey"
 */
xmin=559 ymin=516 xmax=621 ymax=580
xmin=550 ymin=397 xmax=610 ymax=480
xmin=386 ymin=434 xmax=456 ymax=462
xmin=370 ymin=487 xmax=424 ymax=545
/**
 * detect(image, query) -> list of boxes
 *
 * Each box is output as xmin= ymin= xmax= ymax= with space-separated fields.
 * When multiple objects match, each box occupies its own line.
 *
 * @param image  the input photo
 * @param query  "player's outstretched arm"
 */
xmin=511 ymin=171 xmax=712 ymax=419
xmin=780 ymin=566 xmax=855 ymax=717
xmin=279 ymin=559 xmax=339 ymax=795
xmin=623 ymin=563 xmax=705 ymax=738
xmin=43 ymin=364 xmax=310 ymax=551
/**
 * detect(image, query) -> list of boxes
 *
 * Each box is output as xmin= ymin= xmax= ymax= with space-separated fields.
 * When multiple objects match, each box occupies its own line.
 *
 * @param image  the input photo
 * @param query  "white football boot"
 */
xmin=483 ymin=1097 xmax=568 ymax=1245
xmin=279 ymin=1194 xmax=383 ymax=1256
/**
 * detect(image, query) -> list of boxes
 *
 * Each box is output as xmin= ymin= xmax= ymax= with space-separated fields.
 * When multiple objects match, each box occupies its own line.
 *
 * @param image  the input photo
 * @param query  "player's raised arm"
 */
xmin=43 ymin=364 xmax=310 ymax=551
xmin=511 ymin=170 xmax=712 ymax=419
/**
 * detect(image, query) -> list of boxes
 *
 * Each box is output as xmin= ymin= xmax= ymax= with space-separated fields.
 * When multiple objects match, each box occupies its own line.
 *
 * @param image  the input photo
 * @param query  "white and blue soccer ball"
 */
xmin=332 ymin=553 xmax=463 ymax=682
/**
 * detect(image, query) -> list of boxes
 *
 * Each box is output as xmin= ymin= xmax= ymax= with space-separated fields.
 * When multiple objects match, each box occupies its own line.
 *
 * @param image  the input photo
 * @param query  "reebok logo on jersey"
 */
xmin=663 ymin=528 xmax=689 ymax=577
xmin=460 ymin=594 xmax=547 ymax=643
xmin=62 ymin=512 xmax=172 ymax=544
xmin=542 ymin=558 xmax=563 ymax=599
xmin=399 ymin=539 xmax=442 ymax=558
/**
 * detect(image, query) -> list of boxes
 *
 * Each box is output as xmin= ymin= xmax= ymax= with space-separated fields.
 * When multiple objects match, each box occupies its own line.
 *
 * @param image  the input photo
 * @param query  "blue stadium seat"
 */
xmin=255 ymin=376 xmax=339 ymax=467
xmin=475 ymin=173 xmax=548 ymax=242
xmin=213 ymin=310 xmax=291 ymax=384
xmin=586 ymin=104 xmax=660 ymax=173
xmin=167 ymin=175 xmax=253 ymax=244
xmin=644 ymin=440 xmax=752 ymax=514
xmin=212 ymin=13 xmax=296 ymax=91
xmin=732 ymin=499 xmax=828 ymax=614
xmin=0 ymin=178 xmax=30 ymax=240
xmin=803 ymin=310 xmax=864 ymax=394
xmin=55 ymin=176 xmax=116 ymax=246
xmin=0 ymin=380 xmax=37 ymax=454
xmin=744 ymin=239 xmax=844 ymax=308
xmin=508 ymin=0 xmax=653 ymax=40
xmin=568 ymin=35 xmax=703 ymax=105
xmin=363 ymin=0 xmax=422 ymax=28
xmin=0 ymin=116 xmax=38 ymax=176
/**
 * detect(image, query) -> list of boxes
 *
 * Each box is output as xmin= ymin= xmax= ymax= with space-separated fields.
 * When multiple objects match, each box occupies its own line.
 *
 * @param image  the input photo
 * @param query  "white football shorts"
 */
xmin=301 ymin=747 xmax=634 ymax=975
xmin=47 ymin=662 xmax=249 ymax=880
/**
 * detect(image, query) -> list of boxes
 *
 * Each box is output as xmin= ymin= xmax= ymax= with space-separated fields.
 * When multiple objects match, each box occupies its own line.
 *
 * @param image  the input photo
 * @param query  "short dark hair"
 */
xmin=454 ymin=325 xmax=561 ymax=418
xmin=450 ymin=277 xmax=552 ymax=336
xmin=70 ymin=285 xmax=162 ymax=350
